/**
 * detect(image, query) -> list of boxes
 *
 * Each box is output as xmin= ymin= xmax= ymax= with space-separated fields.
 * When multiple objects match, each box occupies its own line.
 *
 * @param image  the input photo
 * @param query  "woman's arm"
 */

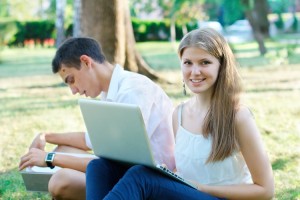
xmin=197 ymin=106 xmax=274 ymax=200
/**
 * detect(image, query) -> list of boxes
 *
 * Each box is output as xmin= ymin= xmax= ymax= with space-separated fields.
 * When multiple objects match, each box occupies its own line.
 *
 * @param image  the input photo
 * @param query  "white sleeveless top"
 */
xmin=174 ymin=104 xmax=253 ymax=185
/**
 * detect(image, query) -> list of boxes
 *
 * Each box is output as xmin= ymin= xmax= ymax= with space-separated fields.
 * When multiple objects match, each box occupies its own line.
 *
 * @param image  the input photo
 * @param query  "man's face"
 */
xmin=58 ymin=63 xmax=100 ymax=98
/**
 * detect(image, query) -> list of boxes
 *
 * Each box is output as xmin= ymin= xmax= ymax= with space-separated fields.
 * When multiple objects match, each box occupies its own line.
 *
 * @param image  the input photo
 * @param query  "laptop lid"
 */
xmin=79 ymin=99 xmax=197 ymax=189
xmin=20 ymin=166 xmax=59 ymax=192
xmin=78 ymin=99 xmax=156 ymax=167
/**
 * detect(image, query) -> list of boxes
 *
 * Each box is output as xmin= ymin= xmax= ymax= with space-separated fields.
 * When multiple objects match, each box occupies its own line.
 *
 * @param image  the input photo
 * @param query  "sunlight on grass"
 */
xmin=1 ymin=44 xmax=300 ymax=199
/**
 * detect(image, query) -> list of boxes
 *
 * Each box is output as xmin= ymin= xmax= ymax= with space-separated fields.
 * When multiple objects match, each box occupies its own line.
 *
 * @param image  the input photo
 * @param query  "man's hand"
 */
xmin=29 ymin=133 xmax=46 ymax=150
xmin=19 ymin=148 xmax=47 ymax=170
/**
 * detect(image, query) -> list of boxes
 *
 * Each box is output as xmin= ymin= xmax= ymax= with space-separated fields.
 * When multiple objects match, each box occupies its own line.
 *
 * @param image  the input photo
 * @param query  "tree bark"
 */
xmin=55 ymin=0 xmax=66 ymax=47
xmin=81 ymin=0 xmax=161 ymax=81
xmin=242 ymin=0 xmax=269 ymax=55
xmin=254 ymin=0 xmax=270 ymax=38
xmin=73 ymin=0 xmax=81 ymax=37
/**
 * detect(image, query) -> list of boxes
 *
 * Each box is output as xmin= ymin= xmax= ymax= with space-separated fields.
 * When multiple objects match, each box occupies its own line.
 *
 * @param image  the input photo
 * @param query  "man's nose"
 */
xmin=70 ymin=86 xmax=78 ymax=95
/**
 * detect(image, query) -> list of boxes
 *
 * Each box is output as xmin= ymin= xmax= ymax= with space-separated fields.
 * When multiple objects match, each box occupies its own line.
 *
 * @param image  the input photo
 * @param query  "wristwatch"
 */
xmin=45 ymin=152 xmax=56 ymax=169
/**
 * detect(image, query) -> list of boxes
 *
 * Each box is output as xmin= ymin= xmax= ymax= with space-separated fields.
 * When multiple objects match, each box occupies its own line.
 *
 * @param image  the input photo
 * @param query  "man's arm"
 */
xmin=19 ymin=132 xmax=92 ymax=171
xmin=19 ymin=148 xmax=94 ymax=172
xmin=44 ymin=132 xmax=90 ymax=151
xmin=31 ymin=132 xmax=90 ymax=151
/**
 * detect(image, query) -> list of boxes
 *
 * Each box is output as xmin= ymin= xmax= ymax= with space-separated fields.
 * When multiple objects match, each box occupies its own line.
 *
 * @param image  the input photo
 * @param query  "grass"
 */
xmin=0 ymin=41 xmax=300 ymax=199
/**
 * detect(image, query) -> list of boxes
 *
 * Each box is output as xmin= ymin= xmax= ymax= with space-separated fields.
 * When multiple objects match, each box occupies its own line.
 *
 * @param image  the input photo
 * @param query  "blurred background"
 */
xmin=0 ymin=0 xmax=299 ymax=199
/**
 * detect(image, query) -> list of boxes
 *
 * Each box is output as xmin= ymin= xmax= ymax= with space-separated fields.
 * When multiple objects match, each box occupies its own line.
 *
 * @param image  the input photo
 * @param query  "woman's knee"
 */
xmin=125 ymin=165 xmax=150 ymax=180
xmin=87 ymin=158 xmax=116 ymax=174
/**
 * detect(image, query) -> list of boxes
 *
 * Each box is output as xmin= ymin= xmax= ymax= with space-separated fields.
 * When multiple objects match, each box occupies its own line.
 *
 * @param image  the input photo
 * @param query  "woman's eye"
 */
xmin=184 ymin=61 xmax=191 ymax=65
xmin=202 ymin=60 xmax=210 ymax=65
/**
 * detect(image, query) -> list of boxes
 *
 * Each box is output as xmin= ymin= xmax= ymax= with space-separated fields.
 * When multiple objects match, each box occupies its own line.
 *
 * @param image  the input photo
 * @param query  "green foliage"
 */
xmin=268 ymin=0 xmax=293 ymax=13
xmin=203 ymin=0 xmax=223 ymax=21
xmin=274 ymin=12 xmax=284 ymax=30
xmin=292 ymin=15 xmax=298 ymax=32
xmin=221 ymin=0 xmax=244 ymax=26
xmin=131 ymin=18 xmax=197 ymax=42
xmin=0 ymin=19 xmax=18 ymax=46
xmin=2 ymin=20 xmax=56 ymax=47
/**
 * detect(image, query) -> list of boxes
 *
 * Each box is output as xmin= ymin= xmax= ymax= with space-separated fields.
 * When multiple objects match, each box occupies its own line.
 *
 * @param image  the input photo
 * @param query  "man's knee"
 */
xmin=48 ymin=169 xmax=80 ymax=199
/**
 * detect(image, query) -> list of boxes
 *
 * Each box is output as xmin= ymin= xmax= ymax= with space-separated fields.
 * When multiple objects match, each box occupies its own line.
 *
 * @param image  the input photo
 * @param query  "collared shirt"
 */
xmin=85 ymin=64 xmax=175 ymax=170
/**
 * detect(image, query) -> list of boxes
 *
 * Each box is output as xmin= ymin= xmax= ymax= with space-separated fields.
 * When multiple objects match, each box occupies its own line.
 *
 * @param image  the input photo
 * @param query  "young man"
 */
xmin=19 ymin=37 xmax=175 ymax=200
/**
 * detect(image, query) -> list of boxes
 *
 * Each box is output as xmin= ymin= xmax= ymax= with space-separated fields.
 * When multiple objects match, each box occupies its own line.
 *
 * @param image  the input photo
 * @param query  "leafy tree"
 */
xmin=169 ymin=0 xmax=204 ymax=41
xmin=221 ymin=0 xmax=244 ymax=26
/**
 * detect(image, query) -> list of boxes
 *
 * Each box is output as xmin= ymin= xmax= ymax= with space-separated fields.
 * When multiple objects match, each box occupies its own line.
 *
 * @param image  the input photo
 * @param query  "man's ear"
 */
xmin=79 ymin=55 xmax=92 ymax=68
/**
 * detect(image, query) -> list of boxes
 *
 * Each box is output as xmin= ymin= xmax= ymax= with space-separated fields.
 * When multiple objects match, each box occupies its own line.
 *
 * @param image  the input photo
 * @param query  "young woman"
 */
xmin=87 ymin=28 xmax=274 ymax=200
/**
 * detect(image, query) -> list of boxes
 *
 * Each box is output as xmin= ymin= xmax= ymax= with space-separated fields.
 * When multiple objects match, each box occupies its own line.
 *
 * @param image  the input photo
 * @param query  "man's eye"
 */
xmin=67 ymin=77 xmax=75 ymax=84
xmin=70 ymin=78 xmax=75 ymax=84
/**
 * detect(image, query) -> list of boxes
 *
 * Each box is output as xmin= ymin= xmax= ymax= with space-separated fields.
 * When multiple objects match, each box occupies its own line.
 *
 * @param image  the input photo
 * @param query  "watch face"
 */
xmin=45 ymin=153 xmax=55 ymax=169
xmin=46 ymin=153 xmax=55 ymax=161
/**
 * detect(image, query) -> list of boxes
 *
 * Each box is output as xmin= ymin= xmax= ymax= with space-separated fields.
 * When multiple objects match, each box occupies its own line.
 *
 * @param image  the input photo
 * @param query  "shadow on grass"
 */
xmin=27 ymin=82 xmax=66 ymax=89
xmin=276 ymin=187 xmax=300 ymax=200
xmin=0 ymin=99 xmax=77 ymax=118
xmin=272 ymin=158 xmax=289 ymax=170
xmin=0 ymin=168 xmax=50 ymax=199
xmin=246 ymin=87 xmax=299 ymax=93
xmin=272 ymin=154 xmax=298 ymax=171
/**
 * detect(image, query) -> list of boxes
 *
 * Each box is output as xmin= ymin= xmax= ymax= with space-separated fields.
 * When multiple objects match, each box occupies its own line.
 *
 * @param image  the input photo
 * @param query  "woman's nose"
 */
xmin=191 ymin=65 xmax=201 ymax=75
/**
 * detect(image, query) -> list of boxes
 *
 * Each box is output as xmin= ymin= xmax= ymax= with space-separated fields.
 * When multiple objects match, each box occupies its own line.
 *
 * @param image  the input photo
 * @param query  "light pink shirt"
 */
xmin=85 ymin=65 xmax=175 ymax=170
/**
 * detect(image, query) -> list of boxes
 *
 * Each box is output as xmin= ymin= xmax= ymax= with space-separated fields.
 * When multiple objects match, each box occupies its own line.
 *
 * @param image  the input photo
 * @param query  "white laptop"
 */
xmin=21 ymin=166 xmax=60 ymax=192
xmin=78 ymin=98 xmax=196 ymax=189
xmin=21 ymin=153 xmax=96 ymax=192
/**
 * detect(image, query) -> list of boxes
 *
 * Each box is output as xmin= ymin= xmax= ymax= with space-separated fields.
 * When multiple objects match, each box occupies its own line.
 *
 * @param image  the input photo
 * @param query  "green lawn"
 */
xmin=0 ymin=41 xmax=299 ymax=199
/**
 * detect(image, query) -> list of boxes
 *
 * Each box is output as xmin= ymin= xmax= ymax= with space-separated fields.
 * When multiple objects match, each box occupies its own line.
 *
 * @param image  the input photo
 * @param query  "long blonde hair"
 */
xmin=178 ymin=28 xmax=242 ymax=162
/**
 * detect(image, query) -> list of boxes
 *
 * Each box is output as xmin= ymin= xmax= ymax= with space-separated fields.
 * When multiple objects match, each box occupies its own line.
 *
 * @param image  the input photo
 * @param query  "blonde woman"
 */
xmin=87 ymin=28 xmax=274 ymax=200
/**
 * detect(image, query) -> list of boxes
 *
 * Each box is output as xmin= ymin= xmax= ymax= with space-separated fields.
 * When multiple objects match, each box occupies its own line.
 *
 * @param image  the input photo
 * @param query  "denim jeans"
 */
xmin=86 ymin=159 xmax=225 ymax=200
xmin=86 ymin=158 xmax=132 ymax=200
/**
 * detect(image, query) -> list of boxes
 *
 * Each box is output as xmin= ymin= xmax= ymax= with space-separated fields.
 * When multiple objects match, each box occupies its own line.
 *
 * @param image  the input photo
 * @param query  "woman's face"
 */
xmin=181 ymin=47 xmax=220 ymax=95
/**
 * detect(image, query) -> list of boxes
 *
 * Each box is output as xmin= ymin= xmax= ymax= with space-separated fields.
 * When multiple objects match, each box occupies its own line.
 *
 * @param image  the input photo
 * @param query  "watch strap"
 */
xmin=45 ymin=152 xmax=55 ymax=169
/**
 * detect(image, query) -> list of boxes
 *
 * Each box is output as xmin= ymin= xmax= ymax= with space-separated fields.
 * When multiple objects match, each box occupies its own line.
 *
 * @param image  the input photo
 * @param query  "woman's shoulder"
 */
xmin=235 ymin=104 xmax=255 ymax=124
xmin=172 ymin=102 xmax=184 ymax=119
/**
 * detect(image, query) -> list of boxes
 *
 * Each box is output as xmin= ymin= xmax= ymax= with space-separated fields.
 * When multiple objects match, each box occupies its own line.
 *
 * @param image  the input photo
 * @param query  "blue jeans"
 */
xmin=86 ymin=158 xmax=132 ymax=200
xmin=87 ymin=159 xmax=225 ymax=200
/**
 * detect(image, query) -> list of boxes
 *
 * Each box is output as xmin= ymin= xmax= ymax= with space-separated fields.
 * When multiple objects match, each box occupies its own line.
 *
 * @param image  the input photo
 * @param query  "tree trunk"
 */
xmin=73 ymin=0 xmax=81 ymax=37
xmin=80 ymin=0 xmax=162 ymax=81
xmin=55 ymin=0 xmax=66 ymax=47
xmin=242 ymin=0 xmax=268 ymax=55
xmin=182 ymin=24 xmax=188 ymax=36
xmin=170 ymin=16 xmax=176 ymax=43
xmin=254 ymin=0 xmax=270 ymax=38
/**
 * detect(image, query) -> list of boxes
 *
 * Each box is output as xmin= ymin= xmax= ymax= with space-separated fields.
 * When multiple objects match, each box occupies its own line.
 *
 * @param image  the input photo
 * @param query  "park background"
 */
xmin=0 ymin=0 xmax=299 ymax=199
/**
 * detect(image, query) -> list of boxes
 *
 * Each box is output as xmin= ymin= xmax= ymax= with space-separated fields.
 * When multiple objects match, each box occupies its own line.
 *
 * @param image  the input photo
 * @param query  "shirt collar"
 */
xmin=100 ymin=64 xmax=123 ymax=101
